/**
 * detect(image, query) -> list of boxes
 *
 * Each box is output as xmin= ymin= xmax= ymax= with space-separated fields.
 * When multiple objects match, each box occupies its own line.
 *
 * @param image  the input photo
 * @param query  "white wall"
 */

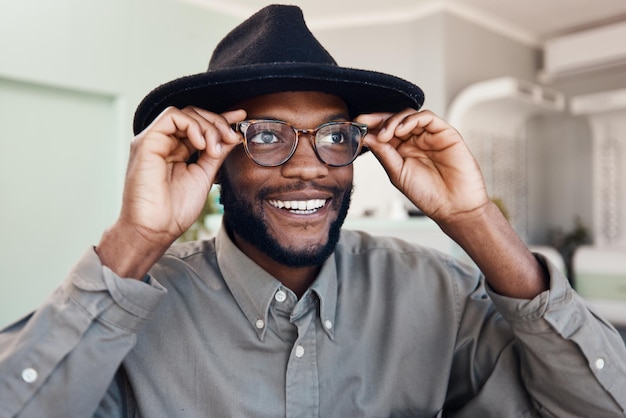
xmin=443 ymin=13 xmax=540 ymax=105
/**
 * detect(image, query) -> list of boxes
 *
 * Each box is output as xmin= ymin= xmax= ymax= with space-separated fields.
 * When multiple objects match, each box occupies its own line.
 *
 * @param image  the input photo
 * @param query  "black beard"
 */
xmin=218 ymin=171 xmax=352 ymax=268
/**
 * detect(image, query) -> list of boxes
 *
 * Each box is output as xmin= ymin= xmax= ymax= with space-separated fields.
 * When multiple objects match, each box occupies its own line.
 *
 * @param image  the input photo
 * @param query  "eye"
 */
xmin=318 ymin=130 xmax=346 ymax=144
xmin=249 ymin=130 xmax=281 ymax=144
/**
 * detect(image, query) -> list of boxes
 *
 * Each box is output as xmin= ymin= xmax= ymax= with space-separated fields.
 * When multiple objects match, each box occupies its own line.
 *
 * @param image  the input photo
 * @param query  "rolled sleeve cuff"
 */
xmin=486 ymin=254 xmax=577 ymax=334
xmin=486 ymin=254 xmax=626 ymax=412
xmin=64 ymin=247 xmax=167 ymax=332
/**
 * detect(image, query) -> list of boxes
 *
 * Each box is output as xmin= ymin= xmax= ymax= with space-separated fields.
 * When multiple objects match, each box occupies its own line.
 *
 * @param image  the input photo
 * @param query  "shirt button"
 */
xmin=274 ymin=290 xmax=287 ymax=303
xmin=324 ymin=320 xmax=333 ymax=330
xmin=22 ymin=368 xmax=38 ymax=383
xmin=255 ymin=319 xmax=265 ymax=329
xmin=595 ymin=358 xmax=605 ymax=370
xmin=295 ymin=345 xmax=305 ymax=358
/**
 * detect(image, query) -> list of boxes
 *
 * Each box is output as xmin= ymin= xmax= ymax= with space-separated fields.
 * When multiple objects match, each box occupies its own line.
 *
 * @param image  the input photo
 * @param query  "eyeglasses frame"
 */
xmin=233 ymin=119 xmax=368 ymax=167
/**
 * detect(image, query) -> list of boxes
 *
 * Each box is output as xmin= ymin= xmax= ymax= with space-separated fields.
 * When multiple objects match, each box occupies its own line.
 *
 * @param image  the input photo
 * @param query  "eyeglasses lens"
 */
xmin=244 ymin=121 xmax=297 ymax=166
xmin=314 ymin=123 xmax=361 ymax=166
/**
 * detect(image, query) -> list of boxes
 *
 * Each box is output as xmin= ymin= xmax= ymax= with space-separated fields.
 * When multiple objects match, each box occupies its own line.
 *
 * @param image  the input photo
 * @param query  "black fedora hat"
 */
xmin=133 ymin=4 xmax=425 ymax=135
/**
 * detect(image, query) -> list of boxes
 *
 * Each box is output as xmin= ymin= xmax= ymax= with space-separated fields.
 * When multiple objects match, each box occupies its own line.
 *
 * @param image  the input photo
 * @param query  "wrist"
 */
xmin=432 ymin=199 xmax=493 ymax=242
xmin=438 ymin=201 xmax=548 ymax=298
xmin=96 ymin=221 xmax=173 ymax=280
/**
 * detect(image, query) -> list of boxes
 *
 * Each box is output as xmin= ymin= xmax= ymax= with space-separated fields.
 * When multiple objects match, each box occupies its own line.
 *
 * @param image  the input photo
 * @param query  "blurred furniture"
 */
xmin=343 ymin=218 xmax=566 ymax=277
xmin=343 ymin=217 xmax=458 ymax=257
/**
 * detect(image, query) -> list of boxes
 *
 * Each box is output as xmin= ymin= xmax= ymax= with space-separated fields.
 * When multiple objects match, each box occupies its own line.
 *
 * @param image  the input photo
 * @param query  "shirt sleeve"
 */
xmin=0 ymin=247 xmax=166 ymax=418
xmin=486 ymin=254 xmax=626 ymax=417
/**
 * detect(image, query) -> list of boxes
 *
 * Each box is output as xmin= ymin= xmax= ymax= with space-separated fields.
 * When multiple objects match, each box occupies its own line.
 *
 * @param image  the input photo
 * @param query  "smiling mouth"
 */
xmin=268 ymin=198 xmax=328 ymax=215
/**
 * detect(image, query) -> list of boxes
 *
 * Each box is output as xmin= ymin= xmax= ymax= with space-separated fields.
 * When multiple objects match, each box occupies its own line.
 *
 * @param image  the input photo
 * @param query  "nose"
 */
xmin=280 ymin=133 xmax=329 ymax=180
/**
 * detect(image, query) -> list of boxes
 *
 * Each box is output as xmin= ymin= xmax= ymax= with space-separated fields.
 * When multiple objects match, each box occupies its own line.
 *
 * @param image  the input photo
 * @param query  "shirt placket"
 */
xmin=285 ymin=294 xmax=320 ymax=418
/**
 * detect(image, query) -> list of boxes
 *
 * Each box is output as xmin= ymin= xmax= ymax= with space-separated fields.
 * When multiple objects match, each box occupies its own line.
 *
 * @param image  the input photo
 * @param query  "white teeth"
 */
xmin=269 ymin=199 xmax=327 ymax=212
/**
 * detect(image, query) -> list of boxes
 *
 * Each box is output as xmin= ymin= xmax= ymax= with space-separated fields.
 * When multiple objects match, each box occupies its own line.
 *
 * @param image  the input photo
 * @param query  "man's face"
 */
xmin=219 ymin=91 xmax=354 ymax=268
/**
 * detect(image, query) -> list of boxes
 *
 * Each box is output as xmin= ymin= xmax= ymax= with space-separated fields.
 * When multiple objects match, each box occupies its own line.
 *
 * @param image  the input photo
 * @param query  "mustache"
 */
xmin=257 ymin=181 xmax=348 ymax=200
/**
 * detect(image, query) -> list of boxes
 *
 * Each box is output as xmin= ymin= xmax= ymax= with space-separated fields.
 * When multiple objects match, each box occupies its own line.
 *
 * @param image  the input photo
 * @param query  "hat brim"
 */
xmin=133 ymin=63 xmax=424 ymax=134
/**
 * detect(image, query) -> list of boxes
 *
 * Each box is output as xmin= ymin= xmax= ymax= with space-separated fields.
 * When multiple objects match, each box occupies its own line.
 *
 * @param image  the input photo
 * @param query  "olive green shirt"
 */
xmin=1 ymin=226 xmax=625 ymax=417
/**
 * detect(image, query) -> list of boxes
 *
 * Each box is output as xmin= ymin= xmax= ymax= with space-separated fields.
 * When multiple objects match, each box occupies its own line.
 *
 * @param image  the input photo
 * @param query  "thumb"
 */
xmin=363 ymin=135 xmax=403 ymax=184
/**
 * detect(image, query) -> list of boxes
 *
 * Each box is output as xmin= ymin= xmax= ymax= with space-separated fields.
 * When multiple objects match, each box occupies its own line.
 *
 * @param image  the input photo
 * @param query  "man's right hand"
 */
xmin=95 ymin=106 xmax=246 ymax=279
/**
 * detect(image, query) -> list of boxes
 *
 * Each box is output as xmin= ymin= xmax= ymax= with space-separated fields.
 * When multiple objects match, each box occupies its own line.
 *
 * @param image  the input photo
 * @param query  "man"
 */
xmin=1 ymin=4 xmax=625 ymax=417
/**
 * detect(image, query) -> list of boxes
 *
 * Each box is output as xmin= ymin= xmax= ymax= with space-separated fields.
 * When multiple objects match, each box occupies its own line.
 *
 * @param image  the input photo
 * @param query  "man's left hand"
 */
xmin=356 ymin=109 xmax=489 ymax=227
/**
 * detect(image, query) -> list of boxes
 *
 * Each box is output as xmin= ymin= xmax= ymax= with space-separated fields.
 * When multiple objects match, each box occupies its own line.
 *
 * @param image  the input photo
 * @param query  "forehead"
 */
xmin=235 ymin=91 xmax=350 ymax=126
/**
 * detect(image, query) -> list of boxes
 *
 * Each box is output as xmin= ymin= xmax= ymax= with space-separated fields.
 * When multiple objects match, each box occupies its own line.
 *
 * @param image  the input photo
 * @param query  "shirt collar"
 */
xmin=215 ymin=224 xmax=337 ymax=341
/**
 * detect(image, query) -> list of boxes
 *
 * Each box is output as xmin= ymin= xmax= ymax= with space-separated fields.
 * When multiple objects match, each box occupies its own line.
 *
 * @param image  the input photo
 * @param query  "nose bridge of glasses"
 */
xmin=294 ymin=127 xmax=317 ymax=138
xmin=292 ymin=127 xmax=320 ymax=158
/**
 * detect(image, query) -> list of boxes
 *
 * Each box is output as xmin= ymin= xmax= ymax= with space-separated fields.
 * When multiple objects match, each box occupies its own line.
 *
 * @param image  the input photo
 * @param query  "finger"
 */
xmin=354 ymin=112 xmax=394 ymax=131
xmin=182 ymin=107 xmax=247 ymax=160
xmin=361 ymin=135 xmax=412 ymax=189
xmin=181 ymin=107 xmax=223 ymax=149
xmin=365 ymin=136 xmax=404 ymax=171
xmin=171 ymin=108 xmax=243 ymax=180
xmin=222 ymin=108 xmax=247 ymax=125
xmin=394 ymin=110 xmax=456 ymax=139
xmin=156 ymin=107 xmax=209 ymax=149
xmin=132 ymin=107 xmax=208 ymax=163
xmin=190 ymin=107 xmax=246 ymax=145
xmin=356 ymin=108 xmax=417 ymax=142
xmin=376 ymin=108 xmax=421 ymax=140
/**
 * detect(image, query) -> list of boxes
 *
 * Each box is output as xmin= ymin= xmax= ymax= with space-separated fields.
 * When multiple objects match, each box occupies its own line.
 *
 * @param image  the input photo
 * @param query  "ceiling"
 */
xmin=179 ymin=0 xmax=626 ymax=45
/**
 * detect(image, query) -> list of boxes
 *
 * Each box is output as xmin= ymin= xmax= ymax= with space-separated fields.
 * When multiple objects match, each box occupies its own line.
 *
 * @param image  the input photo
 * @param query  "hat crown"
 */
xmin=208 ymin=4 xmax=337 ymax=71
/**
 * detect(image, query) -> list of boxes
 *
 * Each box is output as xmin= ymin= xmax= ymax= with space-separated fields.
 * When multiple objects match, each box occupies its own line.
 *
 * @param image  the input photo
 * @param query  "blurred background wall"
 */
xmin=0 ymin=0 xmax=239 ymax=325
xmin=1 ymin=0 xmax=625 ymax=327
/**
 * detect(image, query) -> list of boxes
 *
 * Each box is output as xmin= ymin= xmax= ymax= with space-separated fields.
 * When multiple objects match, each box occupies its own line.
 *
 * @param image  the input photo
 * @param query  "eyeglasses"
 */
xmin=234 ymin=119 xmax=368 ymax=167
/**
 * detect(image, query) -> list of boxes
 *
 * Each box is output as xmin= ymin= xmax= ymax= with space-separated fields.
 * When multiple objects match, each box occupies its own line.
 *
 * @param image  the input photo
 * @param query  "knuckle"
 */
xmin=154 ymin=106 xmax=181 ymax=122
